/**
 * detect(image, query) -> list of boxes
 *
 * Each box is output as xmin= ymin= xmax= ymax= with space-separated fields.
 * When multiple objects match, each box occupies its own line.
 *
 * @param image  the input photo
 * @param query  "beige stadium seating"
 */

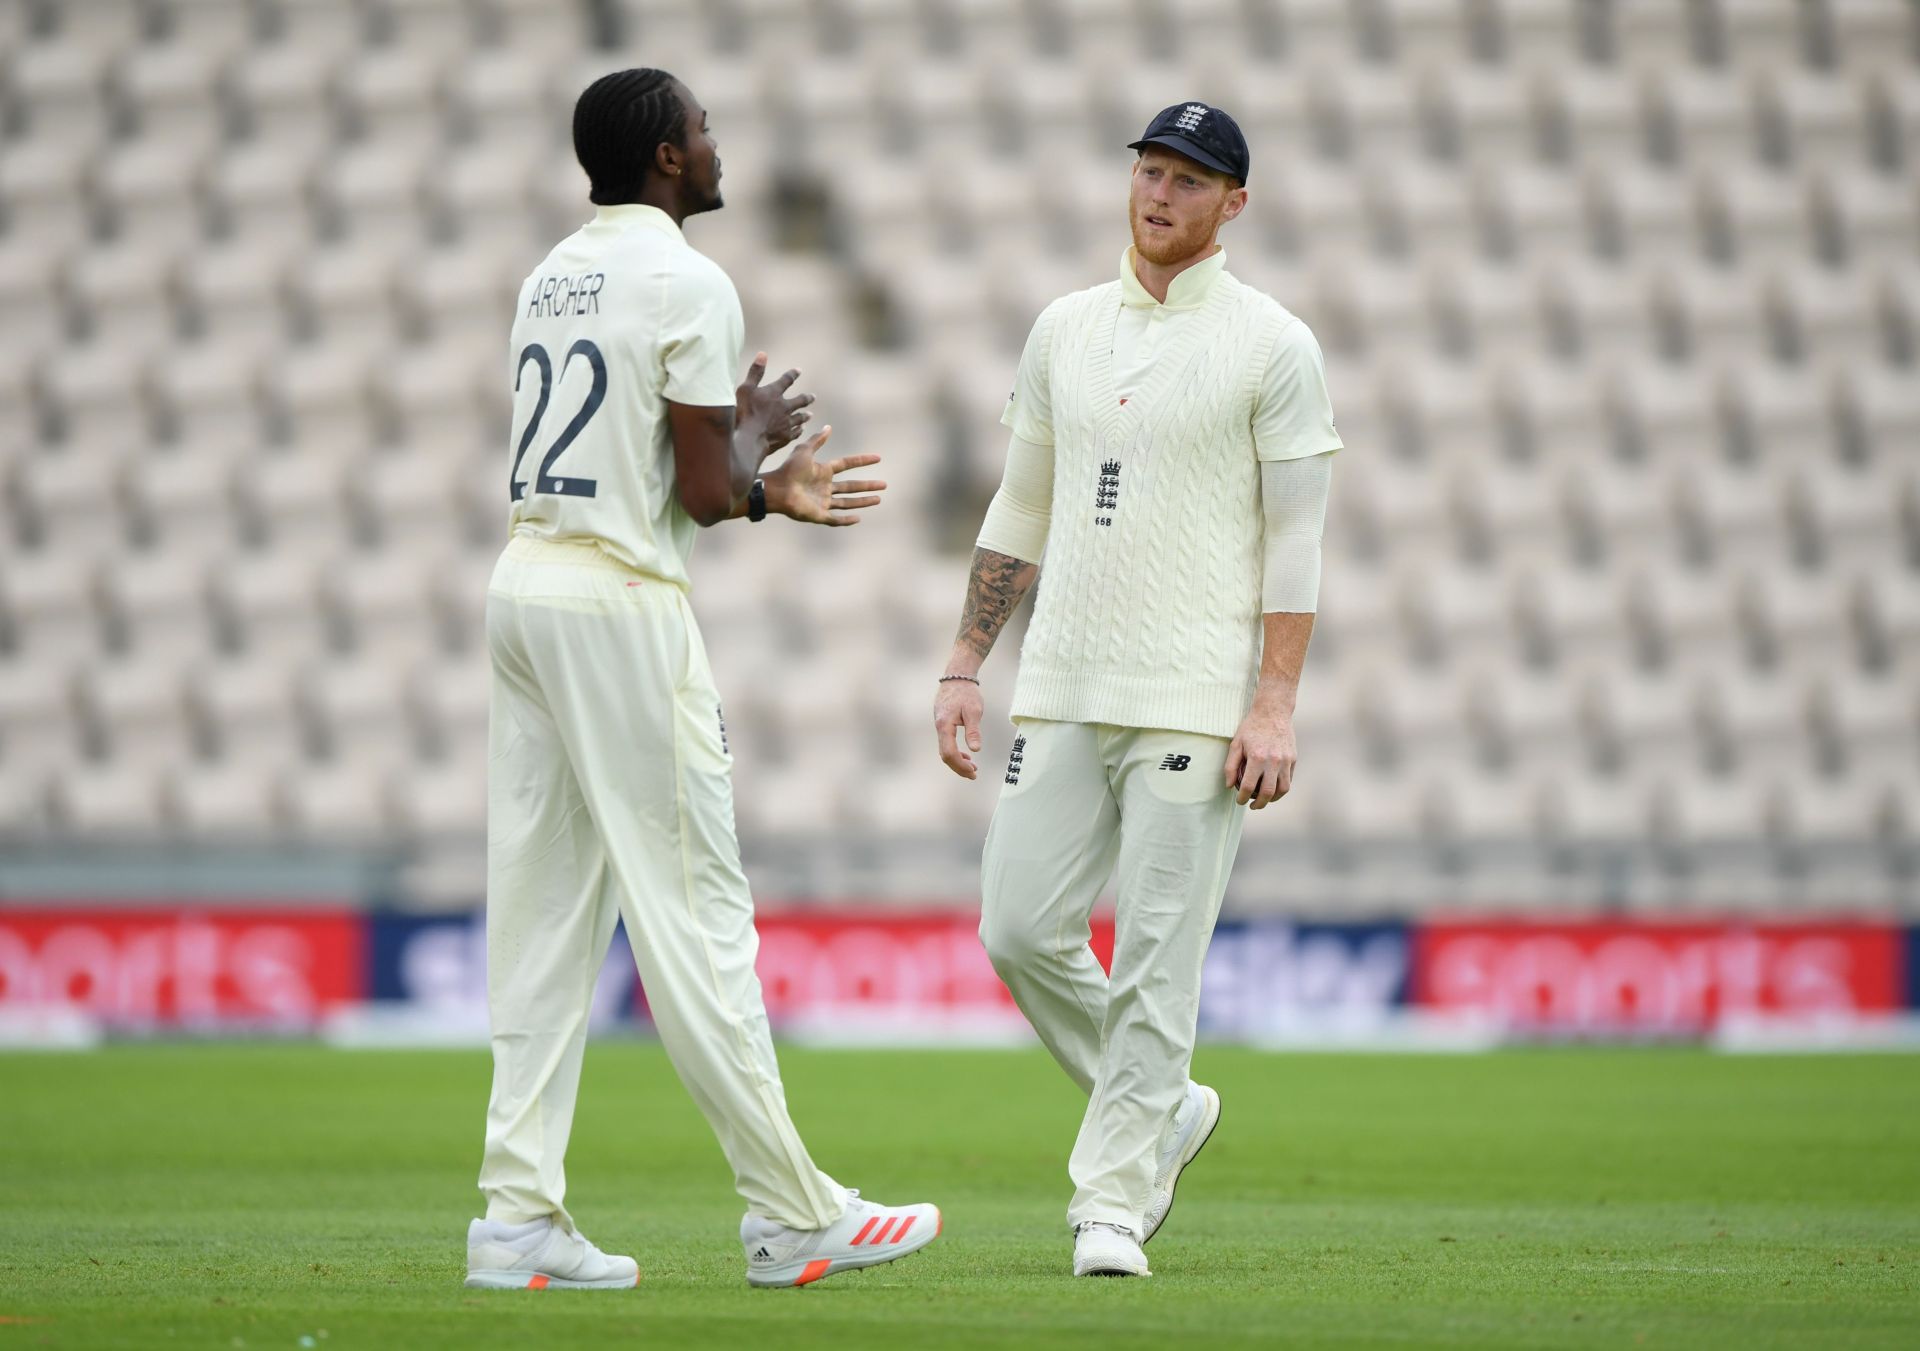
xmin=0 ymin=0 xmax=1914 ymax=910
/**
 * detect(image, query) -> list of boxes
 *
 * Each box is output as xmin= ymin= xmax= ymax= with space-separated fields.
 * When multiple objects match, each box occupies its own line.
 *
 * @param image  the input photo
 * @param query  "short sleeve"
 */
xmin=1253 ymin=317 xmax=1344 ymax=462
xmin=660 ymin=260 xmax=745 ymax=406
xmin=999 ymin=300 xmax=1058 ymax=447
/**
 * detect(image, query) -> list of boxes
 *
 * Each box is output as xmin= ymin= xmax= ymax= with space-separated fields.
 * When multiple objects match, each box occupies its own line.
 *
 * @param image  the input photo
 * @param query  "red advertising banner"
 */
xmin=1411 ymin=919 xmax=1905 ymax=1033
xmin=0 ymin=908 xmax=364 ymax=1025
xmin=749 ymin=910 xmax=1115 ymax=1026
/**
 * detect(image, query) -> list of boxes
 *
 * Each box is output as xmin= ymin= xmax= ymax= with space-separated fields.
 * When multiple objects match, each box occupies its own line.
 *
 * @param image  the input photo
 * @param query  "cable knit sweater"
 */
xmin=1005 ymin=267 xmax=1304 ymax=738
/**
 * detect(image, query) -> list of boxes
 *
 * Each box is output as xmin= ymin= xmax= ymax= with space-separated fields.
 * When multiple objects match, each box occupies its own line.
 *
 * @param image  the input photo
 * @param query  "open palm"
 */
xmin=770 ymin=427 xmax=887 ymax=526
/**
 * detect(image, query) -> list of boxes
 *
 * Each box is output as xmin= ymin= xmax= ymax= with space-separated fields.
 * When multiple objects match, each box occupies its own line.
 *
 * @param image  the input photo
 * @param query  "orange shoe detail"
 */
xmin=935 ymin=1211 xmax=944 ymax=1237
xmin=890 ymin=1216 xmax=917 ymax=1244
xmin=794 ymin=1259 xmax=832 ymax=1286
xmin=868 ymin=1217 xmax=898 ymax=1245
xmin=526 ymin=1274 xmax=550 ymax=1290
xmin=849 ymin=1217 xmax=879 ymax=1245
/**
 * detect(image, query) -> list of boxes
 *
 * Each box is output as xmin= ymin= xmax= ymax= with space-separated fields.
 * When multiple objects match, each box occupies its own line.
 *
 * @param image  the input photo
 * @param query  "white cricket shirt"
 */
xmin=1004 ymin=246 xmax=1341 ymax=461
xmin=504 ymin=203 xmax=744 ymax=586
xmin=993 ymin=247 xmax=1343 ymax=737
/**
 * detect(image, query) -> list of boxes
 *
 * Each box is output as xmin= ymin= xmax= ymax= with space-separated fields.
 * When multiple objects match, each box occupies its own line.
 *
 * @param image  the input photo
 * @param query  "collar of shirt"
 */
xmin=1119 ymin=245 xmax=1227 ymax=311
xmin=591 ymin=202 xmax=684 ymax=239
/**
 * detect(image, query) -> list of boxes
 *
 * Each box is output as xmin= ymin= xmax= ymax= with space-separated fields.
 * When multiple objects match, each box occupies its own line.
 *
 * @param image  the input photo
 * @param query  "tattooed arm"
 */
xmin=934 ymin=547 xmax=1040 ymax=780
xmin=951 ymin=548 xmax=1039 ymax=669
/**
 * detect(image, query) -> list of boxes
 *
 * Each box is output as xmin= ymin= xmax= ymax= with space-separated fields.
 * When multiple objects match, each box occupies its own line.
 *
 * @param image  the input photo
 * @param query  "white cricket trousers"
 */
xmin=979 ymin=717 xmax=1245 ymax=1236
xmin=478 ymin=535 xmax=844 ymax=1232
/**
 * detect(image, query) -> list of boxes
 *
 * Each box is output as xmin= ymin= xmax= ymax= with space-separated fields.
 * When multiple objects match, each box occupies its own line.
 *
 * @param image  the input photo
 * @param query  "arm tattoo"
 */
xmin=955 ymin=548 xmax=1038 ymax=661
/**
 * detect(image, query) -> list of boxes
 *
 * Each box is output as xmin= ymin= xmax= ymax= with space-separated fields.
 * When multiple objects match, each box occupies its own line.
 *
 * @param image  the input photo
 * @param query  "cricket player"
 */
xmin=465 ymin=68 xmax=939 ymax=1291
xmin=933 ymin=102 xmax=1341 ymax=1277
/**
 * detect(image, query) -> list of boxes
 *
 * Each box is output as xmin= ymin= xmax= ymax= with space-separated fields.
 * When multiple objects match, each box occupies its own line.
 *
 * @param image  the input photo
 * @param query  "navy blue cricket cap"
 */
xmin=1127 ymin=101 xmax=1250 ymax=184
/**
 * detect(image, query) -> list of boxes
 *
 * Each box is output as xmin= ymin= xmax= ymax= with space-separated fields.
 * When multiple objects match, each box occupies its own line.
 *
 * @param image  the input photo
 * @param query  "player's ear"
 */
xmin=1222 ymin=185 xmax=1248 ymax=221
xmin=655 ymin=139 xmax=683 ymax=177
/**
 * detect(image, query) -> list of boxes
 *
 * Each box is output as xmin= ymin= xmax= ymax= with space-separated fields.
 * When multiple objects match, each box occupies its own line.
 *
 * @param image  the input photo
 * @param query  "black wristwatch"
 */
xmin=746 ymin=477 xmax=768 ymax=522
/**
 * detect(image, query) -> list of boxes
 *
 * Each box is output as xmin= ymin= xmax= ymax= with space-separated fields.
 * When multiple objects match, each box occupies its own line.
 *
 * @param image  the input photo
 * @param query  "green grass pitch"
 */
xmin=1 ymin=1044 xmax=1916 ymax=1349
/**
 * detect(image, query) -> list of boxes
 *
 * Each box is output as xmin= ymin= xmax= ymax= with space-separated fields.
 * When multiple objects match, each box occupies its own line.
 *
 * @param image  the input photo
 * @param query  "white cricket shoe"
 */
xmin=1143 ymin=1080 xmax=1221 ymax=1244
xmin=463 ymin=1217 xmax=640 ymax=1290
xmin=741 ymin=1188 xmax=942 ymax=1287
xmin=1073 ymin=1221 xmax=1151 ymax=1277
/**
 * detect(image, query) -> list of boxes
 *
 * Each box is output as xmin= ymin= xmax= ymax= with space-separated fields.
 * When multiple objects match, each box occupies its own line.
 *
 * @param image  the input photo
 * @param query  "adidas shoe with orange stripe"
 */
xmin=463 ymin=1217 xmax=640 ymax=1290
xmin=741 ymin=1188 xmax=941 ymax=1287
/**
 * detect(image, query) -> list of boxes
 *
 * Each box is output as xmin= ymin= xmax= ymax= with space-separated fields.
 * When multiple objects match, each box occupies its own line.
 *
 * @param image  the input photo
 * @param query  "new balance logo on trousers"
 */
xmin=1159 ymin=754 xmax=1191 ymax=771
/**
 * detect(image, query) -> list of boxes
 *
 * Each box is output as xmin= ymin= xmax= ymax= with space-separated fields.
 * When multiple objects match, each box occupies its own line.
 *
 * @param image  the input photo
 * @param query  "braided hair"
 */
xmin=573 ymin=68 xmax=687 ymax=205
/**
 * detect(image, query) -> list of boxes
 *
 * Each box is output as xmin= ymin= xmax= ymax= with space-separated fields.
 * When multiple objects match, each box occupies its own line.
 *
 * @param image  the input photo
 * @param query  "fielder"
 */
xmin=466 ymin=69 xmax=939 ymax=1291
xmin=933 ymin=102 xmax=1341 ymax=1277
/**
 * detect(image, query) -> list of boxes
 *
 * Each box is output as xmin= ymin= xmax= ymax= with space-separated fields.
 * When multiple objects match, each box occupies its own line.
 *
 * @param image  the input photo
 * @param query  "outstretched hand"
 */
xmin=766 ymin=427 xmax=887 ymax=526
xmin=736 ymin=352 xmax=813 ymax=455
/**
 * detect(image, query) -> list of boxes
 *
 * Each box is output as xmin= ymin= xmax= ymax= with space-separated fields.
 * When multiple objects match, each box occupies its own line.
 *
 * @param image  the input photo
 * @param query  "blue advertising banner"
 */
xmin=365 ymin=913 xmax=640 ymax=1028
xmin=1199 ymin=921 xmax=1410 ymax=1037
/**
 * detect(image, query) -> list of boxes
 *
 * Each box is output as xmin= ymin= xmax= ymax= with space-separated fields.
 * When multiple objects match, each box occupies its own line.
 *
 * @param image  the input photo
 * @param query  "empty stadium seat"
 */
xmin=0 ymin=655 xmax=80 ymax=777
xmin=98 ymin=550 xmax=218 ymax=663
xmin=188 ymin=653 xmax=305 ymax=767
xmin=209 ymin=548 xmax=328 ymax=661
xmin=280 ymin=760 xmax=390 ymax=840
xmin=78 ymin=654 xmax=197 ymax=765
xmin=114 ymin=39 xmax=231 ymax=155
xmin=170 ymin=759 xmax=283 ymax=837
xmin=390 ymin=754 xmax=488 ymax=840
xmin=52 ymin=762 xmax=168 ymax=835
xmin=0 ymin=551 xmax=105 ymax=666
xmin=160 ymin=0 xmax=259 ymax=60
xmin=6 ymin=40 xmax=114 ymax=158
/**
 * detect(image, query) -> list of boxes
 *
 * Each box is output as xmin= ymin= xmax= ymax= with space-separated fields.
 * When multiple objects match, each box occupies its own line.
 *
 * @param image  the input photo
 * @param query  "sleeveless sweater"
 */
xmin=1011 ymin=270 xmax=1290 ymax=739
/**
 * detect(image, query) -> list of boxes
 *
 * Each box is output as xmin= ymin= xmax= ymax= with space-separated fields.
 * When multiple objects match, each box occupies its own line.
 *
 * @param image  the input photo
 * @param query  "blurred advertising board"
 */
xmin=1410 ymin=919 xmax=1907 ymax=1036
xmin=0 ymin=907 xmax=362 ymax=1028
xmin=3 ymin=906 xmax=1913 ymax=1046
xmin=751 ymin=910 xmax=1111 ymax=1042
xmin=1199 ymin=921 xmax=1411 ymax=1040
xmin=364 ymin=912 xmax=1408 ymax=1045
xmin=362 ymin=912 xmax=637 ymax=1039
xmin=358 ymin=910 xmax=1104 ymax=1044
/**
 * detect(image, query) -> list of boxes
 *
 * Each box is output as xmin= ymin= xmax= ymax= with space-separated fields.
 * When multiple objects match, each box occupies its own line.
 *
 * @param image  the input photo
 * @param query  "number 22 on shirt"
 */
xmin=510 ymin=339 xmax=606 ymax=501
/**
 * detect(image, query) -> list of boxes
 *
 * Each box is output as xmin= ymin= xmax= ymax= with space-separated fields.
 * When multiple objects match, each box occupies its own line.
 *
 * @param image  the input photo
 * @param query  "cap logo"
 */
xmin=1174 ymin=104 xmax=1208 ymax=132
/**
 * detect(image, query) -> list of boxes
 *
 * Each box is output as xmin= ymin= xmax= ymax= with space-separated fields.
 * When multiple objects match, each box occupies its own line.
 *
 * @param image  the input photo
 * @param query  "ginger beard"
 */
xmin=1127 ymin=163 xmax=1233 ymax=266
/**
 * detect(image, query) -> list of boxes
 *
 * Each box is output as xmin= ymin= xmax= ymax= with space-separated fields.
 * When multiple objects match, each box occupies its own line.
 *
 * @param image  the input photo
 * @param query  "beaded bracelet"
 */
xmin=937 ymin=674 xmax=980 ymax=684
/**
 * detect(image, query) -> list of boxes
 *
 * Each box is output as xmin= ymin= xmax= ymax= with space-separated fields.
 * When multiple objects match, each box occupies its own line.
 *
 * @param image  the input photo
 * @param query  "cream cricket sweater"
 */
xmin=999 ymin=257 xmax=1320 ymax=740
